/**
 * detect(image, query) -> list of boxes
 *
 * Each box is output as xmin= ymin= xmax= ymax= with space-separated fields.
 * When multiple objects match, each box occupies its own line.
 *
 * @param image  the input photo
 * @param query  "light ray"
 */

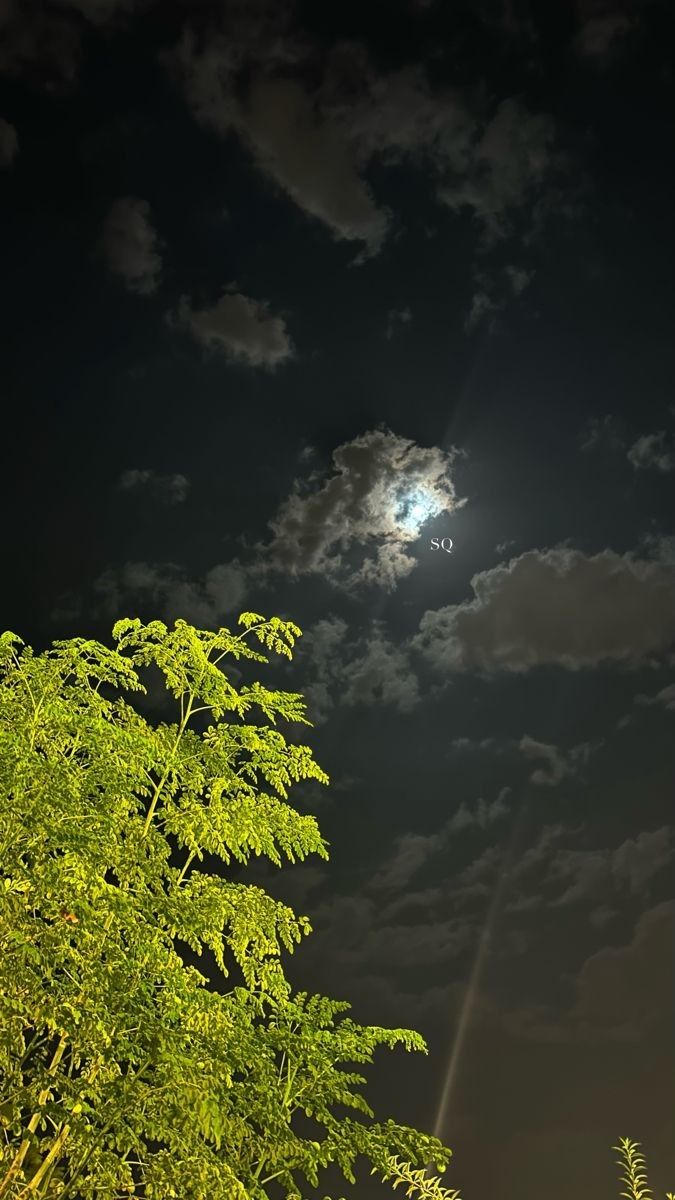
xmin=430 ymin=794 xmax=531 ymax=1151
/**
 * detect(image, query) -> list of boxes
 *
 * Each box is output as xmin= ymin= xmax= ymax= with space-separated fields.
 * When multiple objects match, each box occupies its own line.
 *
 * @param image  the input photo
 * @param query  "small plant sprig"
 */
xmin=375 ymin=1154 xmax=462 ymax=1199
xmin=613 ymin=1137 xmax=674 ymax=1200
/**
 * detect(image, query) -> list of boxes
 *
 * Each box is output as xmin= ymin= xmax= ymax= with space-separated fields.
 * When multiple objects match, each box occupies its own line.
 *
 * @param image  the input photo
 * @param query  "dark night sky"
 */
xmin=1 ymin=1 xmax=675 ymax=1197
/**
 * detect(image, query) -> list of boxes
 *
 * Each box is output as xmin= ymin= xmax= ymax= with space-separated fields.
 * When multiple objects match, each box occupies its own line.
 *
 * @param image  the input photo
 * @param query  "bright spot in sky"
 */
xmin=396 ymin=488 xmax=438 ymax=533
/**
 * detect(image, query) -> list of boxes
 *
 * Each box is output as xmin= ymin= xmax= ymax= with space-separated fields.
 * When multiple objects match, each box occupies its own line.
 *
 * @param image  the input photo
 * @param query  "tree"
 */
xmin=0 ymin=614 xmax=459 ymax=1200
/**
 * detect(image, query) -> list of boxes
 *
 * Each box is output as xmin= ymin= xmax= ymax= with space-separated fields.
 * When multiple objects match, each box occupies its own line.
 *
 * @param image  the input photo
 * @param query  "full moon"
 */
xmin=396 ymin=488 xmax=437 ymax=533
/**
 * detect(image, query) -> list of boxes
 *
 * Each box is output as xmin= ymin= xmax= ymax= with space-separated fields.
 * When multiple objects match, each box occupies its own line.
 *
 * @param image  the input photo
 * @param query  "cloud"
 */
xmin=570 ymin=900 xmax=675 ymax=1037
xmin=168 ymin=28 xmax=567 ymax=257
xmin=167 ymin=30 xmax=388 ymax=257
xmin=0 ymin=3 xmax=82 ymax=87
xmin=100 ymin=196 xmax=162 ymax=295
xmin=172 ymin=288 xmax=293 ymax=369
xmin=519 ymin=826 xmax=675 ymax=909
xmin=326 ymin=58 xmax=566 ymax=246
xmin=580 ymin=418 xmax=675 ymax=472
xmin=339 ymin=628 xmax=420 ymax=710
xmin=322 ymin=54 xmax=473 ymax=172
xmin=93 ymin=560 xmax=248 ymax=627
xmin=369 ymin=829 xmax=449 ymax=892
xmin=627 ymin=431 xmax=675 ymax=473
xmin=447 ymin=789 xmax=511 ymax=832
xmin=56 ymin=0 xmax=137 ymax=24
xmin=465 ymin=289 xmax=499 ymax=332
xmin=505 ymin=264 xmax=533 ymax=296
xmin=579 ymin=413 xmax=625 ymax=453
xmin=464 ymin=262 xmax=534 ymax=332
xmin=508 ymin=901 xmax=675 ymax=1042
xmin=370 ymin=791 xmax=511 ymax=893
xmin=384 ymin=306 xmax=412 ymax=340
xmin=255 ymin=426 xmax=463 ymax=589
xmin=118 ymin=468 xmax=190 ymax=504
xmin=438 ymin=97 xmax=559 ymax=244
xmin=518 ymin=735 xmax=593 ymax=787
xmin=635 ymin=682 xmax=675 ymax=712
xmin=299 ymin=616 xmax=420 ymax=722
xmin=575 ymin=14 xmax=633 ymax=62
xmin=413 ymin=546 xmax=675 ymax=673
xmin=243 ymin=75 xmax=390 ymax=256
xmin=0 ymin=117 xmax=18 ymax=166
xmin=301 ymin=888 xmax=477 ymax=981
xmin=612 ymin=826 xmax=674 ymax=896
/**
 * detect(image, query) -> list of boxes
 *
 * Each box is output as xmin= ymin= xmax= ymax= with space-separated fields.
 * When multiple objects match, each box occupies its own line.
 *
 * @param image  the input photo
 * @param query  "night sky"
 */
xmin=2 ymin=0 xmax=675 ymax=1197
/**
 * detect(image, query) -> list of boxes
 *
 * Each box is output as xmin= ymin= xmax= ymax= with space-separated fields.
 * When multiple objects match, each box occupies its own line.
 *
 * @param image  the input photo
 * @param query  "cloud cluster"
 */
xmin=100 ymin=196 xmax=162 ymax=295
xmin=546 ymin=826 xmax=674 ymax=908
xmin=507 ymin=900 xmax=675 ymax=1043
xmin=118 ymin=468 xmax=190 ymax=505
xmin=0 ymin=0 xmax=140 ymax=89
xmin=438 ymin=97 xmax=558 ymax=244
xmin=464 ymin=262 xmax=535 ymax=332
xmin=167 ymin=22 xmax=566 ymax=259
xmin=575 ymin=14 xmax=633 ymax=62
xmin=94 ymin=560 xmax=248 ymax=627
xmin=581 ymin=413 xmax=675 ymax=472
xmin=414 ymin=547 xmax=675 ymax=673
xmin=256 ymin=426 xmax=463 ymax=588
xmin=0 ymin=116 xmax=18 ymax=166
xmin=299 ymin=616 xmax=420 ymax=723
xmin=384 ymin=306 xmax=412 ymax=340
xmin=369 ymin=790 xmax=511 ymax=893
xmin=172 ymin=288 xmax=293 ymax=369
xmin=0 ymin=1 xmax=82 ymax=88
xmin=166 ymin=22 xmax=388 ymax=259
xmin=635 ymin=682 xmax=675 ymax=712
xmin=518 ymin=735 xmax=593 ymax=787
xmin=627 ymin=431 xmax=675 ymax=473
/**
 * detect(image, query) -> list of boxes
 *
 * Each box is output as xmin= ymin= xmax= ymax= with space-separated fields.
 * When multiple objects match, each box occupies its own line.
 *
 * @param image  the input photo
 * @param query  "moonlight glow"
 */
xmin=396 ymin=488 xmax=439 ymax=534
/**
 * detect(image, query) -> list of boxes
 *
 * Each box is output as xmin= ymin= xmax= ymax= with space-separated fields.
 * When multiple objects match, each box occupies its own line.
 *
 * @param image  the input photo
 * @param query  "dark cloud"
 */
xmin=611 ymin=827 xmax=674 ymax=896
xmin=575 ymin=14 xmax=634 ymax=62
xmin=166 ymin=22 xmax=388 ymax=258
xmin=518 ymin=735 xmax=594 ymax=787
xmin=571 ymin=900 xmax=675 ymax=1035
xmin=464 ymin=288 xmax=499 ymax=333
xmin=580 ymin=416 xmax=675 ymax=473
xmin=635 ymin=682 xmax=675 ymax=712
xmin=118 ymin=468 xmax=190 ymax=504
xmin=414 ymin=547 xmax=675 ymax=673
xmin=100 ymin=196 xmax=162 ymax=295
xmin=438 ymin=98 xmax=560 ymax=245
xmin=505 ymin=824 xmax=674 ymax=911
xmin=464 ymin=262 xmax=534 ymax=331
xmin=370 ymin=791 xmax=511 ymax=892
xmin=171 ymin=288 xmax=293 ymax=369
xmin=627 ymin=431 xmax=675 ymax=473
xmin=0 ymin=117 xmax=18 ymax=166
xmin=56 ymin=0 xmax=138 ymax=24
xmin=0 ymin=0 xmax=141 ymax=87
xmin=168 ymin=21 xmax=570 ymax=260
xmin=0 ymin=1 xmax=81 ymax=88
xmin=93 ymin=560 xmax=248 ymax=626
xmin=507 ymin=901 xmax=675 ymax=1042
xmin=325 ymin=55 xmax=569 ymax=249
xmin=300 ymin=616 xmax=420 ymax=722
xmin=579 ymin=413 xmax=625 ymax=453
xmin=384 ymin=306 xmax=412 ymax=340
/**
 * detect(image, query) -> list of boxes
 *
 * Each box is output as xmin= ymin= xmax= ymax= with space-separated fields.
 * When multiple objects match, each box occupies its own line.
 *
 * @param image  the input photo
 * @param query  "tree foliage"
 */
xmin=0 ymin=614 xmax=456 ymax=1199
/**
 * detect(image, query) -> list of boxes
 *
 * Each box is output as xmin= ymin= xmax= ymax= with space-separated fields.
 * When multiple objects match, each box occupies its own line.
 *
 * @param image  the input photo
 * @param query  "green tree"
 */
xmin=0 ymin=614 xmax=458 ymax=1200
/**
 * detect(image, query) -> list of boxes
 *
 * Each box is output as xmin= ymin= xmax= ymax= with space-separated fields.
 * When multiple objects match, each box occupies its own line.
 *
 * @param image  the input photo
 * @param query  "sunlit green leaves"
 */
xmin=0 ymin=613 xmax=458 ymax=1200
